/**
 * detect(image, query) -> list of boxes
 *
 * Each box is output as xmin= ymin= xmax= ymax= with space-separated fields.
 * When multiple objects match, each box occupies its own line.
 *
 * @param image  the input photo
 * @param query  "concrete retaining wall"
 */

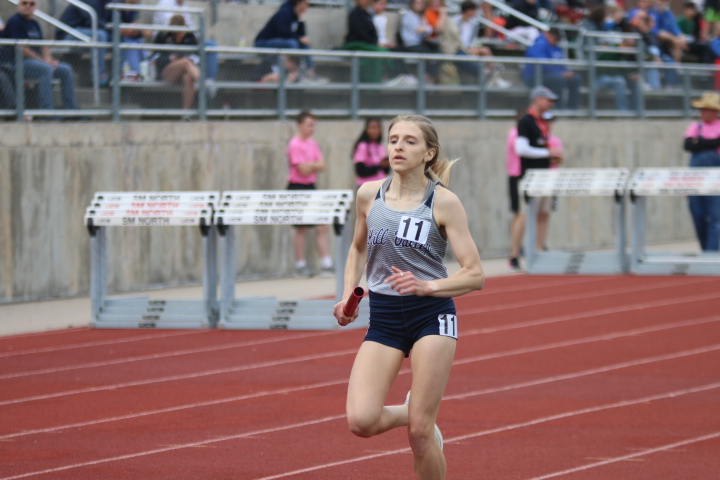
xmin=0 ymin=119 xmax=696 ymax=302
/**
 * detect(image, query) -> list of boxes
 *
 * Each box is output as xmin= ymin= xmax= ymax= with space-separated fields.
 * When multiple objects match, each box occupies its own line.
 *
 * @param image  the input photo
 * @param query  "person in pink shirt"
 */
xmin=352 ymin=118 xmax=390 ymax=187
xmin=287 ymin=111 xmax=334 ymax=276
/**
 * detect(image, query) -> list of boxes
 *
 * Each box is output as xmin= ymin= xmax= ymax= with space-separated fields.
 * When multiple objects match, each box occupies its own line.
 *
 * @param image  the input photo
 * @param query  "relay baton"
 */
xmin=343 ymin=287 xmax=365 ymax=317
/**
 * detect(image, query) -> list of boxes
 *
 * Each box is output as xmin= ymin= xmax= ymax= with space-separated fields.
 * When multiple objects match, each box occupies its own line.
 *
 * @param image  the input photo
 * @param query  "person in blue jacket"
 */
xmin=254 ymin=0 xmax=323 ymax=81
xmin=521 ymin=27 xmax=582 ymax=110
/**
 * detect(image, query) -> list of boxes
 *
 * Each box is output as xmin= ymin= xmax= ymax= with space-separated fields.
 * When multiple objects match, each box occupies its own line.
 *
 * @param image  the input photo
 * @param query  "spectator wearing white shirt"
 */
xmin=454 ymin=0 xmax=481 ymax=50
xmin=153 ymin=0 xmax=218 ymax=85
xmin=372 ymin=0 xmax=393 ymax=48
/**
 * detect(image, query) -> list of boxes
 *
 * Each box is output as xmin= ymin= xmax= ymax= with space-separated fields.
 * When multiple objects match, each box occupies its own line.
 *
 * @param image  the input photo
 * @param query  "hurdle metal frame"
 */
xmin=85 ymin=191 xmax=220 ymax=329
xmin=215 ymin=189 xmax=369 ymax=330
xmin=629 ymin=168 xmax=720 ymax=275
xmin=521 ymin=168 xmax=630 ymax=275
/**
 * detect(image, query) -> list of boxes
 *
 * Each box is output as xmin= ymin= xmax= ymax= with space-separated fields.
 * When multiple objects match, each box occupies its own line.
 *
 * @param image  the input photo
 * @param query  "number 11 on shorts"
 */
xmin=438 ymin=314 xmax=458 ymax=339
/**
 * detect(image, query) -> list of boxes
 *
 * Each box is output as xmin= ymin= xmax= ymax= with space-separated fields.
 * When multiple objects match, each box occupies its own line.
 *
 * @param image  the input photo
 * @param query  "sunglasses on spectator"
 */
xmin=21 ymin=1 xmax=36 ymax=5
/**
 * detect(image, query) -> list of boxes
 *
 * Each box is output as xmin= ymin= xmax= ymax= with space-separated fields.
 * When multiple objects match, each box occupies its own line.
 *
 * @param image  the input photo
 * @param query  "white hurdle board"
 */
xmin=215 ymin=189 xmax=368 ymax=330
xmin=521 ymin=168 xmax=630 ymax=274
xmin=629 ymin=168 xmax=720 ymax=275
xmin=85 ymin=191 xmax=220 ymax=329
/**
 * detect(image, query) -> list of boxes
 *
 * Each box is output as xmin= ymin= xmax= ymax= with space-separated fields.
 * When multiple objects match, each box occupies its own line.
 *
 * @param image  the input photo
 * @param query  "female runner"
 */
xmin=334 ymin=114 xmax=485 ymax=480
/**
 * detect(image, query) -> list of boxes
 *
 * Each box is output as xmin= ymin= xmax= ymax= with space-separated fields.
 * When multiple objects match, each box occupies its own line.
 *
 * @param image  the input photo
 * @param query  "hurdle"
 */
xmin=215 ymin=189 xmax=369 ymax=330
xmin=521 ymin=168 xmax=630 ymax=274
xmin=629 ymin=168 xmax=720 ymax=275
xmin=85 ymin=191 xmax=220 ymax=329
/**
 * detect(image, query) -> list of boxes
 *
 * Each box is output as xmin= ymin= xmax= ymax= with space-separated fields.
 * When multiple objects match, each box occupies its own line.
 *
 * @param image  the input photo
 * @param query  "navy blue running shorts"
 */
xmin=364 ymin=291 xmax=458 ymax=357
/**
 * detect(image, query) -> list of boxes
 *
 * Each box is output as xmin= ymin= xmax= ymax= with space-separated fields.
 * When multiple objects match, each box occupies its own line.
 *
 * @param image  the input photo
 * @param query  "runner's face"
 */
xmin=387 ymin=121 xmax=433 ymax=173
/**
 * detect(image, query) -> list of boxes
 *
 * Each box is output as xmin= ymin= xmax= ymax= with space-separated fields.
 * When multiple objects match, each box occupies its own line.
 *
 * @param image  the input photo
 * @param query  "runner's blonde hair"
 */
xmin=387 ymin=114 xmax=458 ymax=186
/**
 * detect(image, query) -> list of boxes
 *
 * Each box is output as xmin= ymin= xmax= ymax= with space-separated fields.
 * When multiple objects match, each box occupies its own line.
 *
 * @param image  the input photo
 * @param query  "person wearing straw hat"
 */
xmin=682 ymin=91 xmax=720 ymax=251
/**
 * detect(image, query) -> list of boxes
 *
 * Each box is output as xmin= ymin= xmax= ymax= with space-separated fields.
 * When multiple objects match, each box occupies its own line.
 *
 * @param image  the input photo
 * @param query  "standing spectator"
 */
xmin=506 ymin=109 xmax=527 ymax=272
xmin=505 ymin=0 xmax=542 ymax=44
xmin=683 ymin=92 xmax=720 ymax=251
xmin=254 ymin=0 xmax=326 ymax=83
xmin=510 ymin=86 xmax=564 ymax=269
xmin=1 ymin=0 xmax=80 ymax=113
xmin=522 ymin=27 xmax=583 ymax=110
xmin=287 ymin=111 xmax=334 ymax=276
xmin=153 ymin=14 xmax=199 ymax=118
xmin=56 ymin=0 xmax=110 ymax=87
xmin=154 ymin=0 xmax=218 ymax=90
xmin=352 ymin=117 xmax=390 ymax=187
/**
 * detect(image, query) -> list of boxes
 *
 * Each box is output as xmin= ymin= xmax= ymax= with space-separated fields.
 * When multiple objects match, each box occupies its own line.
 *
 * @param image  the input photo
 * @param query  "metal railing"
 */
xmin=0 ymin=37 xmax=717 ymax=121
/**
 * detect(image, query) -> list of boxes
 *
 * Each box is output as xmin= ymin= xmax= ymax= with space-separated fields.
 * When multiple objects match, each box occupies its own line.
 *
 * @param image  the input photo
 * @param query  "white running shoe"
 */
xmin=405 ymin=391 xmax=443 ymax=451
xmin=383 ymin=76 xmax=405 ymax=87
xmin=401 ymin=74 xmax=418 ymax=86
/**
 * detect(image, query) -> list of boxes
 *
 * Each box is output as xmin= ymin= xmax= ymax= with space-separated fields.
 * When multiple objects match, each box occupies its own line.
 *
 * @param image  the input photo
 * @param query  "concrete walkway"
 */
xmin=0 ymin=241 xmax=701 ymax=337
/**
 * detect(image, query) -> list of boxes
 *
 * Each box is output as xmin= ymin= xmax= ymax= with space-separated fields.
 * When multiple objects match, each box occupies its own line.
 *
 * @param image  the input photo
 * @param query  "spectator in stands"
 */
xmin=605 ymin=5 xmax=632 ymax=32
xmin=683 ymin=92 xmax=720 ymax=251
xmin=522 ymin=27 xmax=582 ymax=110
xmin=287 ymin=111 xmax=334 ymax=277
xmin=505 ymin=0 xmax=542 ymax=44
xmin=341 ymin=0 xmax=412 ymax=85
xmin=372 ymin=0 xmax=393 ymax=48
xmin=56 ymin=0 xmax=110 ymax=87
xmin=596 ymin=35 xmax=641 ymax=111
xmin=450 ymin=0 xmax=511 ymax=87
xmin=510 ymin=86 xmax=564 ymax=270
xmin=677 ymin=2 xmax=712 ymax=63
xmin=424 ymin=0 xmax=447 ymax=45
xmin=118 ymin=0 xmax=153 ymax=81
xmin=399 ymin=0 xmax=440 ymax=81
xmin=1 ymin=0 xmax=80 ymax=113
xmin=352 ymin=117 xmax=390 ymax=186
xmin=254 ymin=0 xmax=326 ymax=83
xmin=650 ymin=0 xmax=688 ymax=63
xmin=252 ymin=55 xmax=301 ymax=83
xmin=631 ymin=9 xmax=679 ymax=89
xmin=704 ymin=0 xmax=720 ymax=38
xmin=153 ymin=14 xmax=199 ymax=118
xmin=154 ymin=0 xmax=218 ymax=89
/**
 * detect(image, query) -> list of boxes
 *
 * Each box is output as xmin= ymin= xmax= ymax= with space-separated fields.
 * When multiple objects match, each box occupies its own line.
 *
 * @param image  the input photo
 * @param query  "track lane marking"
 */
xmin=1 ymin=278 xmax=711 ymax=377
xmin=526 ymin=431 xmax=720 ymax=479
xmin=3 ymin=378 xmax=719 ymax=480
xmin=2 ymin=317 xmax=718 ymax=440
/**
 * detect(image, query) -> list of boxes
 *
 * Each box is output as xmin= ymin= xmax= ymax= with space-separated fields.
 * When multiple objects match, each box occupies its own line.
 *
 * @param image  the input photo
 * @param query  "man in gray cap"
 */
xmin=507 ymin=85 xmax=564 ymax=271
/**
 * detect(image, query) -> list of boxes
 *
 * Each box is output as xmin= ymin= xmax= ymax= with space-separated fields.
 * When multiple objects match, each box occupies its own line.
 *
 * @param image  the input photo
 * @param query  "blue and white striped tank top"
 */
xmin=366 ymin=177 xmax=449 ymax=296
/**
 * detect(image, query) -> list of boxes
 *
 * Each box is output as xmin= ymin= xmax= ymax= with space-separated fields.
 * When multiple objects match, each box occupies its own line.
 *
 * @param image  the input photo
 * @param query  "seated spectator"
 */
xmin=650 ymin=0 xmax=688 ymax=63
xmin=440 ymin=0 xmax=511 ymax=87
xmin=154 ymin=0 xmax=218 ymax=89
xmin=704 ymin=0 xmax=720 ymax=38
xmin=254 ymin=0 xmax=326 ymax=83
xmin=677 ymin=1 xmax=713 ymax=63
xmin=252 ymin=54 xmax=301 ymax=83
xmin=605 ymin=5 xmax=632 ymax=33
xmin=522 ymin=27 xmax=582 ymax=109
xmin=153 ymin=14 xmax=199 ymax=118
xmin=1 ymin=0 xmax=80 ymax=113
xmin=596 ymin=36 xmax=641 ymax=111
xmin=341 ymin=0 xmax=412 ymax=85
xmin=399 ymin=0 xmax=440 ymax=80
xmin=505 ymin=0 xmax=542 ymax=44
xmin=56 ymin=0 xmax=109 ymax=87
xmin=631 ymin=9 xmax=679 ymax=89
xmin=118 ymin=0 xmax=153 ymax=81
xmin=372 ymin=0 xmax=393 ymax=48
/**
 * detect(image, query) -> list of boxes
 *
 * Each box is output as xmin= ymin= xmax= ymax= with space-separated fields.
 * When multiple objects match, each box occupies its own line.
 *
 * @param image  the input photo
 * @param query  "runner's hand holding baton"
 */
xmin=334 ymin=286 xmax=365 ymax=326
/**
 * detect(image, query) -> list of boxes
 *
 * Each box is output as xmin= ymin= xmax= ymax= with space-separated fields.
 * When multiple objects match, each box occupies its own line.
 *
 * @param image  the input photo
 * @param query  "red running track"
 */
xmin=1 ymin=275 xmax=719 ymax=479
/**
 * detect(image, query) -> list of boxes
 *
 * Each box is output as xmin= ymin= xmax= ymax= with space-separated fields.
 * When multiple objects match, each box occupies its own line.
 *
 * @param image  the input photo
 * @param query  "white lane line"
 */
xmin=0 ymin=331 xmax=338 ymax=380
xmin=0 ymin=330 xmax=211 ymax=359
xmin=0 ymin=349 xmax=357 ymax=407
xmin=2 ymin=317 xmax=718 ymax=440
xmin=248 ymin=381 xmax=720 ymax=480
xmin=3 ymin=380 xmax=719 ymax=480
xmin=526 ymin=431 xmax=720 ymax=479
xmin=0 ymin=327 xmax=90 ymax=340
xmin=462 ymin=281 xmax=720 ymax=317
xmin=1 ymin=277 xmax=708 ymax=378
